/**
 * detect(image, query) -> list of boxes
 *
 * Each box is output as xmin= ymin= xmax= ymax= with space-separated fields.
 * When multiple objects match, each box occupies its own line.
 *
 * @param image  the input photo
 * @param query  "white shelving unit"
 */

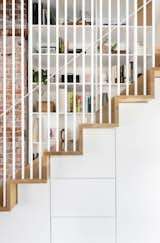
xmin=30 ymin=0 xmax=153 ymax=156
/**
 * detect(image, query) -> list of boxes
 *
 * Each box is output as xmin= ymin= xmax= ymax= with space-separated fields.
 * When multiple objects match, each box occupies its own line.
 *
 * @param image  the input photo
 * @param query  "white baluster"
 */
xmin=56 ymin=0 xmax=59 ymax=152
xmin=91 ymin=0 xmax=94 ymax=123
xmin=73 ymin=0 xmax=77 ymax=151
xmin=82 ymin=0 xmax=86 ymax=123
xmin=47 ymin=0 xmax=51 ymax=151
xmin=38 ymin=0 xmax=42 ymax=178
xmin=134 ymin=0 xmax=138 ymax=95
xmin=152 ymin=0 xmax=155 ymax=67
xmin=3 ymin=0 xmax=7 ymax=207
xmin=117 ymin=0 xmax=120 ymax=96
xmin=143 ymin=0 xmax=147 ymax=95
xmin=21 ymin=0 xmax=25 ymax=179
xmin=64 ymin=0 xmax=68 ymax=151
xmin=126 ymin=0 xmax=129 ymax=96
xmin=28 ymin=0 xmax=33 ymax=179
xmin=99 ymin=0 xmax=103 ymax=123
xmin=108 ymin=0 xmax=112 ymax=123
xmin=12 ymin=0 xmax=16 ymax=179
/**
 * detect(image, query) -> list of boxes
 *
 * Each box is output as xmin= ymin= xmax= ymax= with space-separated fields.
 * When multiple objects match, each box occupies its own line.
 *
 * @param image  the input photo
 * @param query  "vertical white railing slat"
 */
xmin=47 ymin=0 xmax=51 ymax=151
xmin=143 ymin=0 xmax=147 ymax=95
xmin=3 ymin=0 xmax=7 ymax=207
xmin=21 ymin=0 xmax=25 ymax=179
xmin=82 ymin=0 xmax=85 ymax=123
xmin=73 ymin=0 xmax=77 ymax=151
xmin=134 ymin=0 xmax=138 ymax=95
xmin=56 ymin=0 xmax=59 ymax=152
xmin=64 ymin=0 xmax=68 ymax=151
xmin=99 ymin=0 xmax=103 ymax=123
xmin=91 ymin=0 xmax=94 ymax=123
xmin=95 ymin=0 xmax=98 ymax=112
xmin=117 ymin=0 xmax=120 ymax=96
xmin=29 ymin=0 xmax=33 ymax=179
xmin=108 ymin=0 xmax=112 ymax=123
xmin=12 ymin=0 xmax=16 ymax=179
xmin=126 ymin=0 xmax=129 ymax=96
xmin=38 ymin=0 xmax=42 ymax=178
xmin=152 ymin=0 xmax=155 ymax=67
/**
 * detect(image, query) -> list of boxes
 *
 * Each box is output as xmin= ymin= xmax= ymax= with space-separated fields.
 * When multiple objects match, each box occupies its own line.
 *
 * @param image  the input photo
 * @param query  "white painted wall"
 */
xmin=0 ymin=79 xmax=160 ymax=243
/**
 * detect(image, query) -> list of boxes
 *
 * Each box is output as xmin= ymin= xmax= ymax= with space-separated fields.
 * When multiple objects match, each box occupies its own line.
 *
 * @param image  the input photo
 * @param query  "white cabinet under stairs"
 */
xmin=1 ymin=94 xmax=160 ymax=243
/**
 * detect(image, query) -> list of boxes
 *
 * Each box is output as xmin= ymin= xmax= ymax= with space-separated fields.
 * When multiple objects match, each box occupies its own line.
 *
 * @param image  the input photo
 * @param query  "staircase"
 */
xmin=0 ymin=0 xmax=159 ymax=212
xmin=0 ymin=66 xmax=160 ymax=211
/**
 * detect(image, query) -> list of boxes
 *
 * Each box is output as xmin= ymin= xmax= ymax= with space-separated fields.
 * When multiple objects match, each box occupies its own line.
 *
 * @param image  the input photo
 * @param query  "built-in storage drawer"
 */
xmin=51 ymin=179 xmax=115 ymax=217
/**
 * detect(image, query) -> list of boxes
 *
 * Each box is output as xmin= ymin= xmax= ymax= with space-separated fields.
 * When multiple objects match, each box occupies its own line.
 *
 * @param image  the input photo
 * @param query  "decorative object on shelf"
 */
xmin=59 ymin=37 xmax=65 ymax=53
xmin=61 ymin=74 xmax=80 ymax=83
xmin=33 ymin=3 xmax=38 ymax=24
xmin=111 ymin=43 xmax=117 ymax=53
xmin=50 ymin=128 xmax=56 ymax=151
xmin=111 ymin=42 xmax=126 ymax=54
xmin=67 ymin=48 xmax=83 ymax=54
xmin=33 ymin=69 xmax=47 ymax=85
xmin=129 ymin=61 xmax=134 ymax=82
xmin=42 ymin=3 xmax=47 ymax=25
xmin=41 ymin=45 xmax=56 ymax=54
xmin=120 ymin=65 xmax=126 ymax=83
xmin=33 ymin=118 xmax=39 ymax=142
xmin=33 ymin=153 xmax=39 ymax=161
xmin=36 ymin=101 xmax=56 ymax=112
xmin=84 ymin=11 xmax=91 ymax=25
xmin=59 ymin=38 xmax=69 ymax=53
xmin=50 ymin=7 xmax=56 ymax=25
xmin=76 ymin=10 xmax=91 ymax=25
xmin=60 ymin=129 xmax=65 ymax=151
xmin=98 ymin=39 xmax=118 ymax=54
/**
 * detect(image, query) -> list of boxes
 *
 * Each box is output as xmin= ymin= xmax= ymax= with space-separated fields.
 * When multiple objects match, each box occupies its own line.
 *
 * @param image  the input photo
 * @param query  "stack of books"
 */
xmin=110 ymin=61 xmax=134 ymax=84
xmin=67 ymin=93 xmax=92 ymax=113
xmin=68 ymin=93 xmax=82 ymax=113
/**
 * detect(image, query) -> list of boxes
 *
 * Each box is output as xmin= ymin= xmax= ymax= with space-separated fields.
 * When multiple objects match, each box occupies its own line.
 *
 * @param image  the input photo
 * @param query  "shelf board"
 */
xmin=32 ymin=53 xmax=152 ymax=57
xmin=32 ymin=82 xmax=127 ymax=86
xmin=32 ymin=24 xmax=152 ymax=29
xmin=32 ymin=112 xmax=94 ymax=116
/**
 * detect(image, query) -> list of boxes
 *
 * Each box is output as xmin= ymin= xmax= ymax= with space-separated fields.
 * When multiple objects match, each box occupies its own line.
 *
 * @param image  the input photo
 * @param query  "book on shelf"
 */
xmin=77 ymin=95 xmax=82 ymax=112
xmin=68 ymin=92 xmax=73 ymax=112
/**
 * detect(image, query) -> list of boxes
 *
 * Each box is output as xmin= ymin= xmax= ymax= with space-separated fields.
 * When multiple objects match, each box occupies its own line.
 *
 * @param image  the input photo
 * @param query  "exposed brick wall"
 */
xmin=0 ymin=0 xmax=28 ymax=183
